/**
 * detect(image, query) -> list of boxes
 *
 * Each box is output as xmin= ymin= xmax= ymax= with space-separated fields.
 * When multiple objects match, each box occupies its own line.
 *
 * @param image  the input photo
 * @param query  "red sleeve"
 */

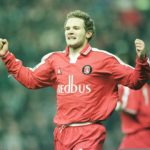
xmin=2 ymin=51 xmax=56 ymax=89
xmin=138 ymin=57 xmax=150 ymax=79
xmin=106 ymin=56 xmax=149 ymax=89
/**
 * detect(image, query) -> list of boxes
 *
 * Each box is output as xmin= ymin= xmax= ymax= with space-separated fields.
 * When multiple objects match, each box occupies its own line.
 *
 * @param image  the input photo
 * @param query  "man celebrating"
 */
xmin=0 ymin=10 xmax=150 ymax=150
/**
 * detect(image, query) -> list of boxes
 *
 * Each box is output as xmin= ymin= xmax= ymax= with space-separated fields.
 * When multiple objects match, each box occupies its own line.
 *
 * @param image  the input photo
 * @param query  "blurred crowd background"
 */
xmin=0 ymin=0 xmax=150 ymax=149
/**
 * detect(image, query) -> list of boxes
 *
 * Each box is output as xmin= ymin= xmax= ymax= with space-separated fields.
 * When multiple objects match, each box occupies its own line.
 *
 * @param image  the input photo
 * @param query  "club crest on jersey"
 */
xmin=82 ymin=65 xmax=92 ymax=75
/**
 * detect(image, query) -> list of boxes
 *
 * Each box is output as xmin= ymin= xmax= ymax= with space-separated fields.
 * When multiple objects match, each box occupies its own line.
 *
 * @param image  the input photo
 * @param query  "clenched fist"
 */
xmin=135 ymin=39 xmax=146 ymax=60
xmin=0 ymin=38 xmax=9 ymax=57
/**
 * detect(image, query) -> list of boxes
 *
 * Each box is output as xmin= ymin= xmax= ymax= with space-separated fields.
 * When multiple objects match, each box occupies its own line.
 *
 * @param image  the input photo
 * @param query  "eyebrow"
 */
xmin=65 ymin=25 xmax=81 ymax=29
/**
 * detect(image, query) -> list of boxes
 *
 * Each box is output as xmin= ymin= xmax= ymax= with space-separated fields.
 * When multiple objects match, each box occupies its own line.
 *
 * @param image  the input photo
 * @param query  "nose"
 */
xmin=68 ymin=32 xmax=74 ymax=35
xmin=67 ymin=28 xmax=74 ymax=34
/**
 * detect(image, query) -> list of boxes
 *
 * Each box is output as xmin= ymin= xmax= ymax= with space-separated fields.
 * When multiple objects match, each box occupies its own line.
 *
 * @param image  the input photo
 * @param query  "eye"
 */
xmin=65 ymin=27 xmax=70 ymax=31
xmin=74 ymin=26 xmax=80 ymax=30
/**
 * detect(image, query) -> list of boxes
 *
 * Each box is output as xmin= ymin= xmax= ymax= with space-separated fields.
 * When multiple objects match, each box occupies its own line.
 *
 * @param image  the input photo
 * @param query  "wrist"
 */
xmin=137 ymin=54 xmax=147 ymax=62
xmin=140 ymin=54 xmax=146 ymax=60
xmin=0 ymin=50 xmax=9 ymax=58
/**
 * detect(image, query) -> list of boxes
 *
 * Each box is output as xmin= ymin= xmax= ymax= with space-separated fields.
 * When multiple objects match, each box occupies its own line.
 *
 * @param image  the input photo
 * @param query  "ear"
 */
xmin=86 ymin=31 xmax=93 ymax=39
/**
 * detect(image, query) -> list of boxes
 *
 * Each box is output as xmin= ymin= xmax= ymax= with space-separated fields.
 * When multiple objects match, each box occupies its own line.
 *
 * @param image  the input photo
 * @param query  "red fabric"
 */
xmin=119 ymin=129 xmax=150 ymax=149
xmin=119 ymin=84 xmax=150 ymax=134
xmin=2 ymin=44 xmax=150 ymax=125
xmin=118 ymin=84 xmax=150 ymax=148
xmin=54 ymin=124 xmax=105 ymax=150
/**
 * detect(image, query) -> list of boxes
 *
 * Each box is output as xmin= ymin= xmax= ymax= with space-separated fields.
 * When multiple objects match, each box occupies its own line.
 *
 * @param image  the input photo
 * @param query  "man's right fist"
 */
xmin=0 ymin=38 xmax=9 ymax=57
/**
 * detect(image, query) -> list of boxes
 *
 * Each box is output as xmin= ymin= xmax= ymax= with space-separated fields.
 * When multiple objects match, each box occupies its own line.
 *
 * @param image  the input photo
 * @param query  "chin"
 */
xmin=67 ymin=43 xmax=77 ymax=48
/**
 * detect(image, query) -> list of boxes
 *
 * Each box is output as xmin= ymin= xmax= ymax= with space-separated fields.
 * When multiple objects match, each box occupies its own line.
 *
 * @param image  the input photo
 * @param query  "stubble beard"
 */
xmin=67 ymin=39 xmax=86 ymax=51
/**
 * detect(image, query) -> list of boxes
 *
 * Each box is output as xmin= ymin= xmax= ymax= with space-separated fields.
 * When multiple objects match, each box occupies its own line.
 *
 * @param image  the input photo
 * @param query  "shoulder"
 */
xmin=91 ymin=48 xmax=125 ymax=64
xmin=41 ymin=50 xmax=65 ymax=61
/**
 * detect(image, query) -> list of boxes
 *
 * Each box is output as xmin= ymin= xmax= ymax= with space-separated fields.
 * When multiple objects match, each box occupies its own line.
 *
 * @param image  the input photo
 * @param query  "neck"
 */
xmin=69 ymin=48 xmax=80 ymax=63
xmin=68 ymin=43 xmax=87 ymax=63
xmin=69 ymin=41 xmax=88 ymax=55
xmin=69 ymin=47 xmax=81 ymax=55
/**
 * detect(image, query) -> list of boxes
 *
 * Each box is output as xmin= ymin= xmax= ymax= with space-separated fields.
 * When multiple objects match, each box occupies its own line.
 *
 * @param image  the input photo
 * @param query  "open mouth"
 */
xmin=68 ymin=36 xmax=76 ymax=40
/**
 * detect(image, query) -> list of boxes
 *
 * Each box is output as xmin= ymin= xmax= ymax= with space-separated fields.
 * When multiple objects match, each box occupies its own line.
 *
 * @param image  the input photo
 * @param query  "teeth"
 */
xmin=68 ymin=37 xmax=76 ymax=39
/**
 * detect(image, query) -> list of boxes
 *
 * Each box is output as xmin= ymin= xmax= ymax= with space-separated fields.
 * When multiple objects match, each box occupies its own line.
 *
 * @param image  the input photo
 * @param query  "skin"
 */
xmin=0 ymin=39 xmax=8 ymax=57
xmin=134 ymin=39 xmax=146 ymax=60
xmin=64 ymin=17 xmax=92 ymax=56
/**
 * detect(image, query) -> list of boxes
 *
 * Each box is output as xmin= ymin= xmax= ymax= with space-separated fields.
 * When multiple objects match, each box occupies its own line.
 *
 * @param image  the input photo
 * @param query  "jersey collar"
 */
xmin=65 ymin=43 xmax=92 ymax=56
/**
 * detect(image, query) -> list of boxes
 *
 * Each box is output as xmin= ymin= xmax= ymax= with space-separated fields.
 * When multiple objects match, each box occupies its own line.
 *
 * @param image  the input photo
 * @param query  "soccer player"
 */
xmin=0 ymin=10 xmax=150 ymax=150
xmin=118 ymin=83 xmax=150 ymax=149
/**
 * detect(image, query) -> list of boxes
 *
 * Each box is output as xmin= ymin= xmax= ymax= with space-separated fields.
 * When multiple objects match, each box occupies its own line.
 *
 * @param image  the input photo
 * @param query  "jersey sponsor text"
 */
xmin=57 ymin=75 xmax=91 ymax=94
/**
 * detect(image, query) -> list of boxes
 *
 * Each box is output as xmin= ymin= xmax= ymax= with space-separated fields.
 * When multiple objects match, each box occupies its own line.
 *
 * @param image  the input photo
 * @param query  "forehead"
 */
xmin=65 ymin=17 xmax=85 ymax=27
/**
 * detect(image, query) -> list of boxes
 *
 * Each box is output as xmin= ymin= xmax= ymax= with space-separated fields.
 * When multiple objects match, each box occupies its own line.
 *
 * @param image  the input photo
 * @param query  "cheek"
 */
xmin=64 ymin=32 xmax=67 ymax=37
xmin=78 ymin=33 xmax=86 ymax=41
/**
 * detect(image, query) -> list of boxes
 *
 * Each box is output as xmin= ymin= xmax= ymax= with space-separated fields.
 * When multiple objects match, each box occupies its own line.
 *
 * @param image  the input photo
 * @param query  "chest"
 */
xmin=54 ymin=59 xmax=93 ymax=84
xmin=52 ymin=54 xmax=113 ymax=86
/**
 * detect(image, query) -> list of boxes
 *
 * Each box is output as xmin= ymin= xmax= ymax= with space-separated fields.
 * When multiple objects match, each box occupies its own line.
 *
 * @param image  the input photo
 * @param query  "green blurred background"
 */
xmin=0 ymin=0 xmax=150 ymax=149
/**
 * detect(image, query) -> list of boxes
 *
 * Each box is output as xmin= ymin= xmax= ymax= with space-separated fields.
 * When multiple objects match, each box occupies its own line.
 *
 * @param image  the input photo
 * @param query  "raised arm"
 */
xmin=0 ymin=38 xmax=56 ymax=89
xmin=103 ymin=39 xmax=150 ymax=89
xmin=134 ymin=39 xmax=150 ymax=79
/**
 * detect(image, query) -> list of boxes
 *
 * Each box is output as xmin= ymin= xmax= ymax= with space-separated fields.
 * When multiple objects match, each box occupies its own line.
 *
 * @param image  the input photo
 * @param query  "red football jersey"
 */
xmin=118 ymin=83 xmax=150 ymax=134
xmin=2 ymin=44 xmax=150 ymax=125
